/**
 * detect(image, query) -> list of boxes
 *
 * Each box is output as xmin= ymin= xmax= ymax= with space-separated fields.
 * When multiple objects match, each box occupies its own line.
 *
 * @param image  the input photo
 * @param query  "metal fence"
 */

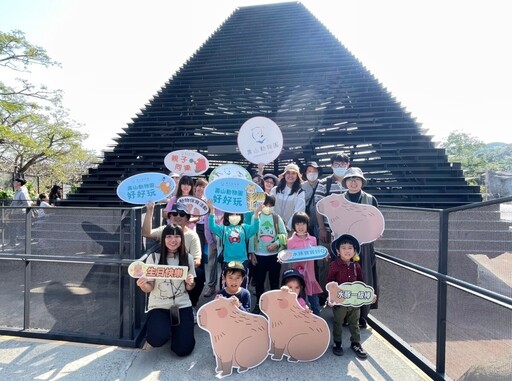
xmin=0 ymin=205 xmax=146 ymax=347
xmin=373 ymin=196 xmax=512 ymax=380
xmin=0 ymin=199 xmax=511 ymax=379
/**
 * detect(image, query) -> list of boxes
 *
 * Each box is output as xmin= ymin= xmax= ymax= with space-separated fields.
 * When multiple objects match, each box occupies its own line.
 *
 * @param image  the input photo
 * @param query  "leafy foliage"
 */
xmin=440 ymin=131 xmax=512 ymax=185
xmin=0 ymin=30 xmax=99 ymax=189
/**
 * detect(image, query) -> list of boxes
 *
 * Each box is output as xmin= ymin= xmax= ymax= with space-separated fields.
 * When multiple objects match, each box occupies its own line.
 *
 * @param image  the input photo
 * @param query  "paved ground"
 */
xmin=0 ymin=309 xmax=431 ymax=381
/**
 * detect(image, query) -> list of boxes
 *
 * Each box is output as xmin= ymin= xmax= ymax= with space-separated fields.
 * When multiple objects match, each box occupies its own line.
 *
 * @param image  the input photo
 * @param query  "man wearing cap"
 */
xmin=301 ymin=161 xmax=322 ymax=238
xmin=142 ymin=201 xmax=204 ymax=322
xmin=4 ymin=177 xmax=31 ymax=247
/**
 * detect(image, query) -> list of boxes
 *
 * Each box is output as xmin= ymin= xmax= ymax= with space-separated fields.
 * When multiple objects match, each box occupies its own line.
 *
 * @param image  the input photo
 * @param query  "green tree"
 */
xmin=440 ymin=130 xmax=512 ymax=185
xmin=1 ymin=30 xmax=98 ymax=188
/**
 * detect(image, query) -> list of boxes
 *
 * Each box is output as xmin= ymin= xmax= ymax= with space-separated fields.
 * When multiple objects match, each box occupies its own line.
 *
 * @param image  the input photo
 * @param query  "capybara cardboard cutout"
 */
xmin=259 ymin=286 xmax=330 ymax=362
xmin=316 ymin=194 xmax=384 ymax=244
xmin=197 ymin=296 xmax=270 ymax=378
xmin=326 ymin=281 xmax=375 ymax=307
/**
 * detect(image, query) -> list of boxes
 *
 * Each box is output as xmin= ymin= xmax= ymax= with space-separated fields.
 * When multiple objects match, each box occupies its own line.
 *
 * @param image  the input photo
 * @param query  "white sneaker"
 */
xmin=192 ymin=307 xmax=197 ymax=324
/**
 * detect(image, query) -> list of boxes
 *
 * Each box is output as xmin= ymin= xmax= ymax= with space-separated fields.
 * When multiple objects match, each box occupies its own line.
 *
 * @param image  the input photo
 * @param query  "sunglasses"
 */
xmin=170 ymin=211 xmax=188 ymax=217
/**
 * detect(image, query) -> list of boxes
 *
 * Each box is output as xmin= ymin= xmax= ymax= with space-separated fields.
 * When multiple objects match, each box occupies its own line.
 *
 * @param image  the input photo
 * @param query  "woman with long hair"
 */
xmin=136 ymin=224 xmax=196 ymax=356
xmin=271 ymin=163 xmax=305 ymax=234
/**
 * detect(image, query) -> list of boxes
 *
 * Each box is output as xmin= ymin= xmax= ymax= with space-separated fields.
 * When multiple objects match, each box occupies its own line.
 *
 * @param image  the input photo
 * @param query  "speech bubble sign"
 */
xmin=326 ymin=281 xmax=375 ymax=307
xmin=208 ymin=164 xmax=252 ymax=183
xmin=116 ymin=173 xmax=175 ymax=204
xmin=164 ymin=150 xmax=209 ymax=175
xmin=316 ymin=194 xmax=385 ymax=244
xmin=237 ymin=117 xmax=283 ymax=164
xmin=197 ymin=296 xmax=270 ymax=378
xmin=259 ymin=287 xmax=330 ymax=362
xmin=127 ymin=261 xmax=188 ymax=280
xmin=277 ymin=246 xmax=329 ymax=263
xmin=205 ymin=177 xmax=265 ymax=213
xmin=176 ymin=196 xmax=209 ymax=216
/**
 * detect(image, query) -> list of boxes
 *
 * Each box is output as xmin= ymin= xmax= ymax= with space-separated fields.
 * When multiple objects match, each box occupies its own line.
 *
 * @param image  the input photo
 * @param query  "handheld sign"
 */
xmin=208 ymin=164 xmax=252 ymax=182
xmin=205 ymin=177 xmax=265 ymax=213
xmin=197 ymin=296 xmax=270 ymax=378
xmin=176 ymin=196 xmax=209 ymax=216
xmin=164 ymin=150 xmax=209 ymax=175
xmin=237 ymin=116 xmax=283 ymax=164
xmin=117 ymin=173 xmax=175 ymax=204
xmin=260 ymin=287 xmax=330 ymax=362
xmin=127 ymin=261 xmax=188 ymax=280
xmin=326 ymin=281 xmax=375 ymax=307
xmin=277 ymin=246 xmax=328 ymax=263
xmin=316 ymin=194 xmax=385 ymax=244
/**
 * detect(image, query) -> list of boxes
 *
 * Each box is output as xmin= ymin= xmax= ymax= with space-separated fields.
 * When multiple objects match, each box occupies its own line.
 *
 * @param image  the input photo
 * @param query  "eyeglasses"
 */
xmin=170 ymin=211 xmax=188 ymax=217
xmin=332 ymin=162 xmax=349 ymax=168
xmin=346 ymin=177 xmax=361 ymax=182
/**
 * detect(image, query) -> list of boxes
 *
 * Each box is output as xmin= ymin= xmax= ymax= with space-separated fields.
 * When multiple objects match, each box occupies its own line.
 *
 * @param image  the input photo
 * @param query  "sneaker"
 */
xmin=192 ymin=308 xmax=197 ymax=324
xmin=351 ymin=342 xmax=368 ymax=359
xmin=203 ymin=287 xmax=217 ymax=297
xmin=332 ymin=344 xmax=344 ymax=356
xmin=359 ymin=317 xmax=367 ymax=329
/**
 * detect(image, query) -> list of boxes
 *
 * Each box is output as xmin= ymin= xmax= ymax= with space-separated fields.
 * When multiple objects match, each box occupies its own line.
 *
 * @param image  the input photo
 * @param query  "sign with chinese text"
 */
xmin=164 ymin=150 xmax=209 ymax=175
xmin=205 ymin=177 xmax=265 ymax=213
xmin=176 ymin=196 xmax=209 ymax=216
xmin=277 ymin=246 xmax=329 ymax=263
xmin=237 ymin=117 xmax=283 ymax=164
xmin=326 ymin=281 xmax=375 ymax=307
xmin=127 ymin=261 xmax=188 ymax=280
xmin=116 ymin=173 xmax=175 ymax=204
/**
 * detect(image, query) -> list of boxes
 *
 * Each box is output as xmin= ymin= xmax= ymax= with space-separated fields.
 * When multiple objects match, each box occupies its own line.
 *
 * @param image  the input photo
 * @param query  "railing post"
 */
xmin=436 ymin=210 xmax=449 ymax=376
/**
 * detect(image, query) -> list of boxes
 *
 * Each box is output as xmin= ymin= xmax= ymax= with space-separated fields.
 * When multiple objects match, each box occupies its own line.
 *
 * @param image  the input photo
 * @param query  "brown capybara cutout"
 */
xmin=197 ymin=296 xmax=270 ymax=378
xmin=316 ymin=194 xmax=384 ymax=244
xmin=259 ymin=286 xmax=330 ymax=362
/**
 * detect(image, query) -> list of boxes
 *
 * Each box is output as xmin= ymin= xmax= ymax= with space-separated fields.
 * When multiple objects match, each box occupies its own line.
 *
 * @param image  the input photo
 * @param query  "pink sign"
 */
xmin=164 ymin=150 xmax=209 ymax=175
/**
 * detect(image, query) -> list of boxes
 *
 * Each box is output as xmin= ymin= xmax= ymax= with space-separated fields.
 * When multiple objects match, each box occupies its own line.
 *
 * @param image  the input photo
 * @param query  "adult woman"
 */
xmin=48 ymin=185 xmax=63 ymax=206
xmin=271 ymin=163 xmax=305 ymax=233
xmin=136 ymin=224 xmax=196 ymax=356
xmin=341 ymin=167 xmax=379 ymax=329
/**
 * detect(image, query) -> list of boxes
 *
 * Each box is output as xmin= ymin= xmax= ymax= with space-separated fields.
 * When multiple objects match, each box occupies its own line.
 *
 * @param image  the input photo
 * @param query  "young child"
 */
xmin=248 ymin=194 xmax=287 ymax=314
xmin=207 ymin=200 xmax=261 ymax=289
xmin=286 ymin=211 xmax=323 ymax=316
xmin=217 ymin=261 xmax=251 ymax=312
xmin=326 ymin=234 xmax=367 ymax=359
xmin=281 ymin=269 xmax=309 ymax=311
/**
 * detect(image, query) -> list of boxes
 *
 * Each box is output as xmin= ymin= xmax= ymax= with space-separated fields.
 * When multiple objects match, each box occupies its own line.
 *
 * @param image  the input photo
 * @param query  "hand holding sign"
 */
xmin=128 ymin=261 xmax=188 ymax=280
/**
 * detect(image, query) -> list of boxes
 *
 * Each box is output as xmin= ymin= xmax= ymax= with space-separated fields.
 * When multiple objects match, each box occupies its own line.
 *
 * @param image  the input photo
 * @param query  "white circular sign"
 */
xmin=237 ymin=117 xmax=283 ymax=164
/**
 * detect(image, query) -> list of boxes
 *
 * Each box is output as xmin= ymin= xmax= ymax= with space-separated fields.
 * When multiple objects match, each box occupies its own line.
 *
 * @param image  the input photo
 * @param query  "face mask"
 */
xmin=306 ymin=172 xmax=318 ymax=182
xmin=333 ymin=168 xmax=347 ymax=177
xmin=262 ymin=206 xmax=273 ymax=215
xmin=229 ymin=215 xmax=241 ymax=225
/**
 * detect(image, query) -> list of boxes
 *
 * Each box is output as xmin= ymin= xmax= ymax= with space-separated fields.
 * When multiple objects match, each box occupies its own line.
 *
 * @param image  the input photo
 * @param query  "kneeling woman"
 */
xmin=137 ymin=224 xmax=196 ymax=356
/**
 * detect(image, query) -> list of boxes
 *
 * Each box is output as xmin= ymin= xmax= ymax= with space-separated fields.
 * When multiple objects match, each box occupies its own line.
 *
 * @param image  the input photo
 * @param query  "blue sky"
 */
xmin=1 ymin=0 xmax=511 ymax=152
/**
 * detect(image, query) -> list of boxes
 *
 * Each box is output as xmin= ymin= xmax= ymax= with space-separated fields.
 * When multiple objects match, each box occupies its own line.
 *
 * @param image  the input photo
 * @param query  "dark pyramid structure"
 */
xmin=69 ymin=2 xmax=481 ymax=208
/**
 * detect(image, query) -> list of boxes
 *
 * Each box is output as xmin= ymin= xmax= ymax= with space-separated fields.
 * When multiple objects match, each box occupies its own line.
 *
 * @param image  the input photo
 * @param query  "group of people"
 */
xmin=137 ymin=152 xmax=379 ymax=360
xmin=2 ymin=177 xmax=62 ymax=248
